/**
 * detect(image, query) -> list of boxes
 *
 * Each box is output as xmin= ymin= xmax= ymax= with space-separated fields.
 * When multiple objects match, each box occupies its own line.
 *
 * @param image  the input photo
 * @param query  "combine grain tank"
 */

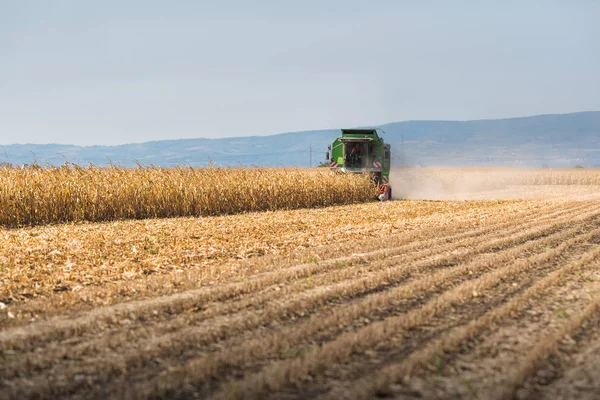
xmin=327 ymin=128 xmax=392 ymax=200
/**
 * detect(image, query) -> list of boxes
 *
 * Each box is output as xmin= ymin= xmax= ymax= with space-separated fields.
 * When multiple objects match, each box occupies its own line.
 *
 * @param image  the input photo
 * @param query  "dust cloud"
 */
xmin=389 ymin=167 xmax=600 ymax=201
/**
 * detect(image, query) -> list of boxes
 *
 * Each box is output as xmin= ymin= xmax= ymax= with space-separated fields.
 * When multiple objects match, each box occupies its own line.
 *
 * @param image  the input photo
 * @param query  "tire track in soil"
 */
xmin=2 ymin=205 xmax=596 ymax=398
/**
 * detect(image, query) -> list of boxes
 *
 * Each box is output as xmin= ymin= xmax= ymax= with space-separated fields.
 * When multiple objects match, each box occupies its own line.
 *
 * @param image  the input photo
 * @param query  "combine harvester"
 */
xmin=327 ymin=128 xmax=392 ymax=201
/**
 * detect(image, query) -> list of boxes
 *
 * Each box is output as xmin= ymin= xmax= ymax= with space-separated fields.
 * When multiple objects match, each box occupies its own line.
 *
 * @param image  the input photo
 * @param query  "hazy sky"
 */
xmin=1 ymin=1 xmax=599 ymax=146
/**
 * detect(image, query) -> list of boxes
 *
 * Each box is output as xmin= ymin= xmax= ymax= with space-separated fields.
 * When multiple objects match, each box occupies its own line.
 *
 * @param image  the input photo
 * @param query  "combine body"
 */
xmin=328 ymin=129 xmax=392 ymax=200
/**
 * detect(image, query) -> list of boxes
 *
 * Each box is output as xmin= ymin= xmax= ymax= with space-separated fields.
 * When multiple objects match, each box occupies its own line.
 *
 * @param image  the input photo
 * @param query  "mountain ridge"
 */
xmin=2 ymin=111 xmax=600 ymax=168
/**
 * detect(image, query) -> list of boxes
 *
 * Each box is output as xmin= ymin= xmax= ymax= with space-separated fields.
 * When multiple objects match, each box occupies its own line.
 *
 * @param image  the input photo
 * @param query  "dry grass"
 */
xmin=0 ymin=164 xmax=377 ymax=227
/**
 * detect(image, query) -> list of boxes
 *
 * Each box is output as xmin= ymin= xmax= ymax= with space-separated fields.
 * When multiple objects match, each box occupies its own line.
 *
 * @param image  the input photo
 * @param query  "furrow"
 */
xmin=492 ymin=292 xmax=600 ymax=400
xmin=337 ymin=240 xmax=600 ymax=400
xmin=87 ymin=214 xmax=600 ymax=400
xmin=0 ymin=201 xmax=584 ymax=352
xmin=1 ymin=199 xmax=526 ymax=325
xmin=206 ymin=225 xmax=600 ymax=400
xmin=1 ymin=204 xmax=595 ymax=389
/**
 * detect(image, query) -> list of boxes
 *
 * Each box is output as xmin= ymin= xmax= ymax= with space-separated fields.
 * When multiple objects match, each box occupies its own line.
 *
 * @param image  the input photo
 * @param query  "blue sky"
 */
xmin=1 ymin=1 xmax=599 ymax=146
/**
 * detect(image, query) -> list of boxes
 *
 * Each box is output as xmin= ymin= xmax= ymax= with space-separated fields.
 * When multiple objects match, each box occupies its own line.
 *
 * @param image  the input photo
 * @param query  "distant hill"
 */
xmin=2 ymin=111 xmax=600 ymax=168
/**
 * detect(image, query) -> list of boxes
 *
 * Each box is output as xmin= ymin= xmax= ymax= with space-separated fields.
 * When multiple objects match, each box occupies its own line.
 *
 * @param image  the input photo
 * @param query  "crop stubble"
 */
xmin=1 ymin=198 xmax=600 ymax=399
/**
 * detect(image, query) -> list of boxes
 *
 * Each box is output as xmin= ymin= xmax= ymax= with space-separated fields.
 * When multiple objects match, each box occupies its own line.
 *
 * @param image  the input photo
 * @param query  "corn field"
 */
xmin=0 ymin=164 xmax=377 ymax=227
xmin=2 ymin=170 xmax=600 ymax=399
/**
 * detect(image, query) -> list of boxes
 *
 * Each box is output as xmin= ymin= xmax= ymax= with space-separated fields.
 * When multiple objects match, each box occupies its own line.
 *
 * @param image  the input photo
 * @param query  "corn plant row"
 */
xmin=340 ymin=243 xmax=600 ymax=400
xmin=0 ymin=165 xmax=378 ymax=227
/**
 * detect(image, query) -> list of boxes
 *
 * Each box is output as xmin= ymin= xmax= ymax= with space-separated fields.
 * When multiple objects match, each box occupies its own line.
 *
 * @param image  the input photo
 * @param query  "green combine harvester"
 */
xmin=327 ymin=128 xmax=392 ymax=201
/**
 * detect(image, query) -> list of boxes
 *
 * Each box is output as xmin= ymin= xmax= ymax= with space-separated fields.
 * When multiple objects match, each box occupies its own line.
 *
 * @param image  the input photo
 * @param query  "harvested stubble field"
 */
xmin=2 ymin=167 xmax=600 ymax=400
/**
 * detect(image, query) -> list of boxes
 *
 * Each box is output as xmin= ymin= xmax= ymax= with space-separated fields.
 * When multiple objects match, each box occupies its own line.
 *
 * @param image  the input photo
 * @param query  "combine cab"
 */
xmin=327 ymin=128 xmax=392 ymax=201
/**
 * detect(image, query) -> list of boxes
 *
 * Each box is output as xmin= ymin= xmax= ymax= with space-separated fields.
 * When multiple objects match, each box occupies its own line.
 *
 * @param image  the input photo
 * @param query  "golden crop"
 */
xmin=0 ymin=164 xmax=378 ymax=227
